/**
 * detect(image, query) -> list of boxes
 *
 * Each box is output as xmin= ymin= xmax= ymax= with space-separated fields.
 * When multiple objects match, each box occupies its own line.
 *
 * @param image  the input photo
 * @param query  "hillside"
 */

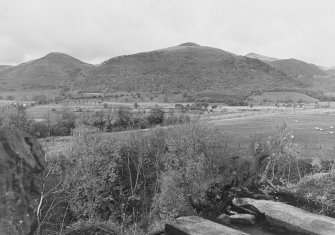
xmin=246 ymin=53 xmax=329 ymax=87
xmin=0 ymin=65 xmax=13 ymax=72
xmin=76 ymin=43 xmax=304 ymax=99
xmin=267 ymin=59 xmax=326 ymax=80
xmin=0 ymin=52 xmax=92 ymax=91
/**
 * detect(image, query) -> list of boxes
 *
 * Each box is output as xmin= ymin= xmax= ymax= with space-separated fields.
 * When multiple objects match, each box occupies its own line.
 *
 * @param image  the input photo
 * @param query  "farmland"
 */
xmin=39 ymin=103 xmax=335 ymax=161
xmin=206 ymin=110 xmax=335 ymax=160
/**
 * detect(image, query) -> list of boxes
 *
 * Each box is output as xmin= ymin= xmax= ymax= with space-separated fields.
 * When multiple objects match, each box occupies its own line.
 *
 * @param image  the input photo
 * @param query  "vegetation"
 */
xmin=0 ymin=105 xmax=190 ymax=138
xmin=36 ymin=121 xmax=324 ymax=234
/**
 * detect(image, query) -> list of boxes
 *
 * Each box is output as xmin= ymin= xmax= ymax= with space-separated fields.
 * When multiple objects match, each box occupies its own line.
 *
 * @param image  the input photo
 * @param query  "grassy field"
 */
xmin=207 ymin=110 xmax=335 ymax=160
xmin=40 ymin=107 xmax=335 ymax=161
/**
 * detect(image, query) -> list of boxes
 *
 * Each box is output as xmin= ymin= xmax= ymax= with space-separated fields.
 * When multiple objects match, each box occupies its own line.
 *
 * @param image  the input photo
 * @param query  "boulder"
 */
xmin=230 ymin=214 xmax=256 ymax=225
xmin=216 ymin=214 xmax=231 ymax=225
xmin=165 ymin=216 xmax=249 ymax=235
xmin=0 ymin=128 xmax=46 ymax=235
xmin=234 ymin=198 xmax=335 ymax=235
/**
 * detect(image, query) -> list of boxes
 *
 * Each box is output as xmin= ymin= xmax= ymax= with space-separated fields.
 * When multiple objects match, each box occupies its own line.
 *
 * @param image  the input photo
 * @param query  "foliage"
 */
xmin=0 ymin=106 xmax=33 ymax=133
xmin=33 ymin=95 xmax=49 ymax=104
xmin=286 ymin=167 xmax=335 ymax=216
xmin=146 ymin=108 xmax=164 ymax=125
xmin=152 ymin=123 xmax=231 ymax=227
xmin=263 ymin=123 xmax=302 ymax=184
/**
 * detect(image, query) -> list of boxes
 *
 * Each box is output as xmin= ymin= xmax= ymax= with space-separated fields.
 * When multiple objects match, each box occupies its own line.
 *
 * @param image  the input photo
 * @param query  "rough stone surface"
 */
xmin=216 ymin=214 xmax=231 ymax=225
xmin=230 ymin=214 xmax=256 ymax=225
xmin=234 ymin=198 xmax=335 ymax=235
xmin=165 ymin=216 xmax=249 ymax=235
xmin=0 ymin=128 xmax=46 ymax=235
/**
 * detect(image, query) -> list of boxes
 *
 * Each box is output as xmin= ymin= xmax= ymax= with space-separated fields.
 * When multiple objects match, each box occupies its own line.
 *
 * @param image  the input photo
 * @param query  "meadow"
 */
xmin=206 ymin=110 xmax=335 ymax=160
xmin=40 ymin=103 xmax=335 ymax=161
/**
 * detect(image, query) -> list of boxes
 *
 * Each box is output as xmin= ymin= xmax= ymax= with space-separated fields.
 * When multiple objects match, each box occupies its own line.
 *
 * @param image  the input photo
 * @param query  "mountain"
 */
xmin=0 ymin=65 xmax=13 ymax=72
xmin=265 ymin=58 xmax=329 ymax=88
xmin=245 ymin=53 xmax=278 ymax=62
xmin=0 ymin=52 xmax=92 ymax=90
xmin=75 ymin=43 xmax=304 ymax=98
xmin=246 ymin=53 xmax=328 ymax=87
xmin=267 ymin=58 xmax=326 ymax=78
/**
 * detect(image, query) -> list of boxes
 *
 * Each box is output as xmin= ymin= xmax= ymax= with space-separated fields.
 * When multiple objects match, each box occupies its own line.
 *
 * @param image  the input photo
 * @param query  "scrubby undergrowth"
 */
xmin=36 ymin=122 xmax=335 ymax=234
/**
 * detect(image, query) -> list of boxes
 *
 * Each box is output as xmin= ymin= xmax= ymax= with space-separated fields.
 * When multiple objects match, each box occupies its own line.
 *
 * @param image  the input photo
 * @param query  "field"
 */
xmin=206 ymin=110 xmax=335 ymax=160
xmin=39 ymin=102 xmax=335 ymax=161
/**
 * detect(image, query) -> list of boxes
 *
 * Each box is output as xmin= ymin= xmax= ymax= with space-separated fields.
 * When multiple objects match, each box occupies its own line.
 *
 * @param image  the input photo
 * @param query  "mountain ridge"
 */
xmin=1 ymin=43 xmax=333 ymax=101
xmin=0 ymin=52 xmax=92 ymax=90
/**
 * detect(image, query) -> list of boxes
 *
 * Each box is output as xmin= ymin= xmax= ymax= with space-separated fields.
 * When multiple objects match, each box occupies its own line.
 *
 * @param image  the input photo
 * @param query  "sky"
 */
xmin=0 ymin=0 xmax=335 ymax=67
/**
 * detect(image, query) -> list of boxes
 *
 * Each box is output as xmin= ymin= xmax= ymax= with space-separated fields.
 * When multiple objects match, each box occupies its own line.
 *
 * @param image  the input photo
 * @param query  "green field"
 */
xmin=208 ymin=110 xmax=335 ymax=160
xmin=41 ymin=108 xmax=335 ymax=161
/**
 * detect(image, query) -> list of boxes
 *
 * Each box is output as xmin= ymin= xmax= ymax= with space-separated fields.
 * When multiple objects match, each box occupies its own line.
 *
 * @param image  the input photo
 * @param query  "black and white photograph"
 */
xmin=1 ymin=0 xmax=335 ymax=234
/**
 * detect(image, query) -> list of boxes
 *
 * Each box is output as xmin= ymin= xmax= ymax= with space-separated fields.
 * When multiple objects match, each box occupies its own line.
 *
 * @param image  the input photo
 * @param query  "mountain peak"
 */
xmin=44 ymin=52 xmax=71 ymax=58
xmin=178 ymin=42 xmax=200 ymax=47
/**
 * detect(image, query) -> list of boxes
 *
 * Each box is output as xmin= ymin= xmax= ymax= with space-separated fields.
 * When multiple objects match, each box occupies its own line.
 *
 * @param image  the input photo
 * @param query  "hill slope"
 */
xmin=0 ymin=53 xmax=92 ymax=90
xmin=246 ymin=53 xmax=329 ymax=87
xmin=267 ymin=59 xmax=326 ymax=82
xmin=0 ymin=65 xmax=13 ymax=72
xmin=76 ymin=43 xmax=304 ymax=97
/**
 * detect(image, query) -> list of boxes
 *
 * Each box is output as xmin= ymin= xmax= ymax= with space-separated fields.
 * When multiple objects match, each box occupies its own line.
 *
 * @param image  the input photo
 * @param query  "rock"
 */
xmin=147 ymin=229 xmax=165 ymax=235
xmin=234 ymin=198 xmax=335 ymax=235
xmin=0 ymin=128 xmax=46 ymax=235
xmin=165 ymin=216 xmax=249 ymax=235
xmin=216 ymin=214 xmax=231 ymax=225
xmin=230 ymin=214 xmax=256 ymax=225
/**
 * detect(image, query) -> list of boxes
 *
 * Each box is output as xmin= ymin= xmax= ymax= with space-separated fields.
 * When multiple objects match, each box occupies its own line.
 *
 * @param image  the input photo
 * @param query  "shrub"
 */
xmin=146 ymin=108 xmax=164 ymax=125
xmin=263 ymin=123 xmax=302 ymax=184
xmin=0 ymin=106 xmax=33 ymax=133
xmin=32 ymin=95 xmax=48 ymax=104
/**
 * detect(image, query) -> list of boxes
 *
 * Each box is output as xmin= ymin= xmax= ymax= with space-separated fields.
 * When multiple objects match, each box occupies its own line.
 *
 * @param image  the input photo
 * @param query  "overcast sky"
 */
xmin=0 ymin=0 xmax=334 ymax=66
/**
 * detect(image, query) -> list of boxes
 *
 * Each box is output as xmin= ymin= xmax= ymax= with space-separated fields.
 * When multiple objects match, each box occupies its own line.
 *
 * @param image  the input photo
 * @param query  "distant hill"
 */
xmin=0 ymin=65 xmax=13 ymax=72
xmin=0 ymin=52 xmax=92 ymax=90
xmin=267 ymin=59 xmax=326 ymax=78
xmin=245 ymin=53 xmax=278 ymax=62
xmin=246 ymin=53 xmax=329 ymax=87
xmin=265 ymin=58 xmax=330 ymax=90
xmin=1 ymin=44 xmax=331 ymax=103
xmin=76 ymin=43 xmax=304 ymax=99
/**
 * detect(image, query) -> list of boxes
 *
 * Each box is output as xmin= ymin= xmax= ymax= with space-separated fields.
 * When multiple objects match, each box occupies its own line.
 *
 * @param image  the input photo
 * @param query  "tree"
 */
xmin=0 ymin=106 xmax=33 ymax=133
xmin=147 ymin=108 xmax=164 ymax=125
xmin=32 ymin=95 xmax=48 ymax=104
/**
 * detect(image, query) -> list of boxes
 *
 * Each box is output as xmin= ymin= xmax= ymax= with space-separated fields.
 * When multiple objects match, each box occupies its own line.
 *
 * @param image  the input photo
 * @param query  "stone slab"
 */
xmin=234 ymin=198 xmax=335 ymax=235
xmin=165 ymin=216 xmax=250 ymax=235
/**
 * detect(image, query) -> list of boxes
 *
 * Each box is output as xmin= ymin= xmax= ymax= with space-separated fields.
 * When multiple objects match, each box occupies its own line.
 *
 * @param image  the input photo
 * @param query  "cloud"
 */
xmin=0 ymin=0 xmax=334 ymax=66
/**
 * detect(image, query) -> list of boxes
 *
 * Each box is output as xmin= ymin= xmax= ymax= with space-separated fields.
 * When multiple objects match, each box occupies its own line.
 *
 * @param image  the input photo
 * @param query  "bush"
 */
xmin=32 ymin=95 xmax=48 ymax=104
xmin=147 ymin=108 xmax=164 ymax=125
xmin=264 ymin=123 xmax=302 ymax=184
xmin=0 ymin=106 xmax=33 ymax=133
xmin=60 ymin=122 xmax=232 ymax=233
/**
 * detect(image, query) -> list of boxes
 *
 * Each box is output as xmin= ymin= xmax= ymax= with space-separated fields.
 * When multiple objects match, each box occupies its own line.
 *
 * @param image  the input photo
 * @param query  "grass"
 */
xmin=284 ymin=170 xmax=335 ymax=216
xmin=40 ymin=108 xmax=335 ymax=161
xmin=208 ymin=110 xmax=335 ymax=160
